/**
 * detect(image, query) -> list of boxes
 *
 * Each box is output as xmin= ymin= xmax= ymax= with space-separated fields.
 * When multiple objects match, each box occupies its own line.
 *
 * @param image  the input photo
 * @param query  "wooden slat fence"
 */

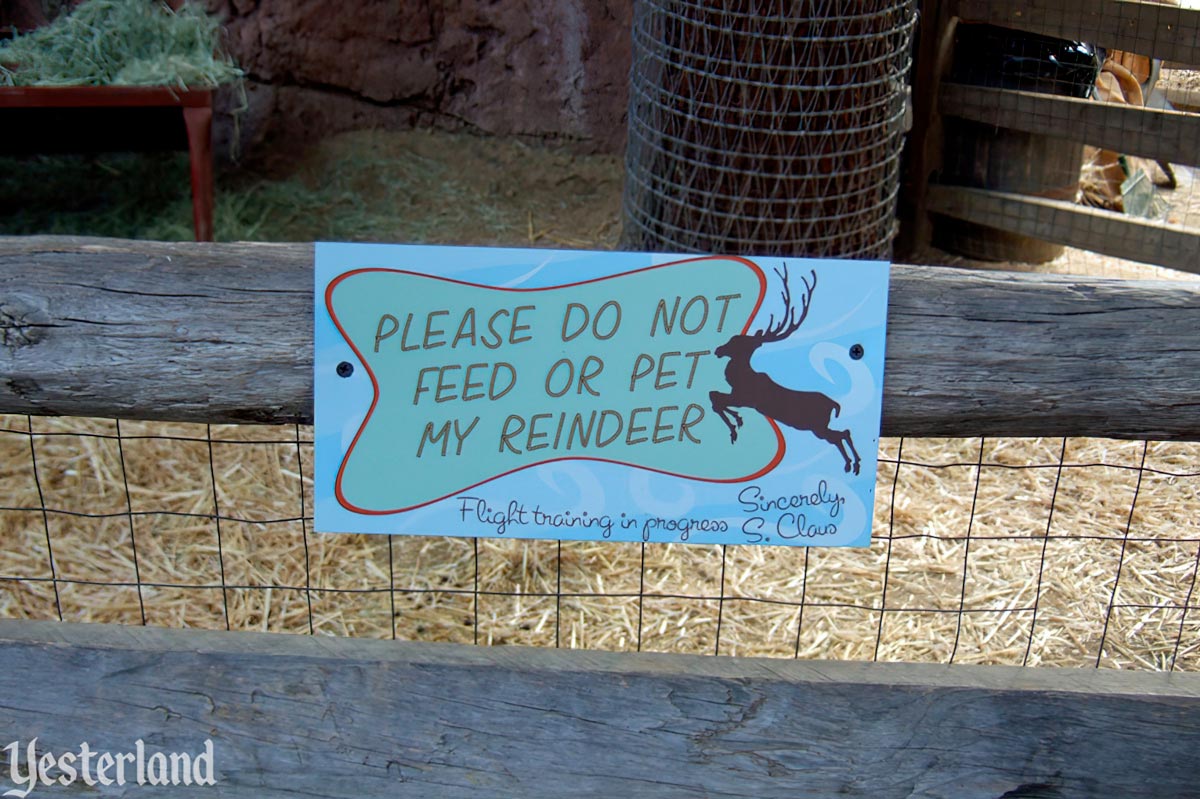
xmin=904 ymin=0 xmax=1200 ymax=268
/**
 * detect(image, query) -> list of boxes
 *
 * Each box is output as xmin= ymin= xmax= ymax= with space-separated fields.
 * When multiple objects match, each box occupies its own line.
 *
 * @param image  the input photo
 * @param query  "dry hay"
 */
xmin=1 ymin=142 xmax=1199 ymax=673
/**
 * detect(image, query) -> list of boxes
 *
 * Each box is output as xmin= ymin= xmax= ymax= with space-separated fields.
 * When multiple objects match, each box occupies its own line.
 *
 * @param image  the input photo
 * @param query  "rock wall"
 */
xmin=207 ymin=0 xmax=633 ymax=156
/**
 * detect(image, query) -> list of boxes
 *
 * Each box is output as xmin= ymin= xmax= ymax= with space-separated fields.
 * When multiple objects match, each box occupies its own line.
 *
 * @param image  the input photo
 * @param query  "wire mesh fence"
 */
xmin=1 ymin=412 xmax=1196 ymax=671
xmin=621 ymin=0 xmax=917 ymax=258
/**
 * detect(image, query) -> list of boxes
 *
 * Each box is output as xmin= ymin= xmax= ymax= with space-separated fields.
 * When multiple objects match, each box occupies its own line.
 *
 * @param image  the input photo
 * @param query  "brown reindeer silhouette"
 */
xmin=710 ymin=266 xmax=861 ymax=476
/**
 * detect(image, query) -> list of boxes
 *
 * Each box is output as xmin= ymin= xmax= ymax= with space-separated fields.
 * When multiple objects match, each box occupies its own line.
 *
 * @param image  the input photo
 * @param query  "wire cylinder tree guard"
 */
xmin=621 ymin=0 xmax=918 ymax=259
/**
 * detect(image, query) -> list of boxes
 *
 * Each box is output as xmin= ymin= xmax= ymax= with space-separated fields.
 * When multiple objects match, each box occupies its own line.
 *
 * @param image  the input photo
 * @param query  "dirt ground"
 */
xmin=1 ymin=128 xmax=1198 ymax=672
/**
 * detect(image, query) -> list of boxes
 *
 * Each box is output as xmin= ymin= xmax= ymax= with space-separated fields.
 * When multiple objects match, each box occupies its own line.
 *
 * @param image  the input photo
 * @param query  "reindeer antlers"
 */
xmin=756 ymin=264 xmax=816 ymax=343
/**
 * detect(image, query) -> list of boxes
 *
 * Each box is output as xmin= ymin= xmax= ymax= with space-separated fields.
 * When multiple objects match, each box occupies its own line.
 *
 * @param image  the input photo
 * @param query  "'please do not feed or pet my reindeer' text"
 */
xmin=368 ymin=292 xmax=745 ymax=458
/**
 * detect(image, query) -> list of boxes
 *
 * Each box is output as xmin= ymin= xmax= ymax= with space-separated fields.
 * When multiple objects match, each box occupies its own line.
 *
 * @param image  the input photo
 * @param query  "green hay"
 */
xmin=0 ymin=0 xmax=241 ymax=89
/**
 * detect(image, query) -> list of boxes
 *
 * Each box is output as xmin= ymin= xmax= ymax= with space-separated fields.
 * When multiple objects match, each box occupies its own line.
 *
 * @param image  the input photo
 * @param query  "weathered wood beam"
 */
xmin=940 ymin=82 xmax=1200 ymax=167
xmin=0 ymin=237 xmax=313 ymax=426
xmin=3 ymin=236 xmax=1200 ymax=439
xmin=0 ymin=620 xmax=1196 ymax=799
xmin=926 ymin=184 xmax=1200 ymax=275
xmin=955 ymin=0 xmax=1200 ymax=67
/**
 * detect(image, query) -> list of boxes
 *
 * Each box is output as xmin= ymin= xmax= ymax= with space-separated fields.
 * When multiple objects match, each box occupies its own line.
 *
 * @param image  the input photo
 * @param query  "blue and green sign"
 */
xmin=315 ymin=243 xmax=889 ymax=546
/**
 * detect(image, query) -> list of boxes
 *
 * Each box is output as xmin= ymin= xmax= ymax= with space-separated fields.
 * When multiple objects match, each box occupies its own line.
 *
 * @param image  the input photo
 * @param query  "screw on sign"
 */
xmin=710 ymin=266 xmax=862 ymax=476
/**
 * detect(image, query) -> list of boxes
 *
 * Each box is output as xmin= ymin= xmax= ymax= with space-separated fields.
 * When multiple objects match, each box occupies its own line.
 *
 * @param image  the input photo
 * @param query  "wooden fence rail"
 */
xmin=939 ymin=82 xmax=1200 ymax=169
xmin=3 ymin=236 xmax=1200 ymax=439
xmin=0 ymin=620 xmax=1197 ymax=799
xmin=926 ymin=184 xmax=1200 ymax=271
xmin=956 ymin=0 xmax=1200 ymax=67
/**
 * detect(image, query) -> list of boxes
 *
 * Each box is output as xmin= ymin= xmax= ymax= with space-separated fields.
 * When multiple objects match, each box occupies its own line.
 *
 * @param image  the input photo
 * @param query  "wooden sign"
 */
xmin=315 ymin=244 xmax=888 ymax=546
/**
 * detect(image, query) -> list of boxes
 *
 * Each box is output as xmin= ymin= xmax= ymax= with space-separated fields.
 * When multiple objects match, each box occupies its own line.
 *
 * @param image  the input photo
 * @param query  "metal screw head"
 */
xmin=849 ymin=344 xmax=864 ymax=360
xmin=336 ymin=361 xmax=354 ymax=378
